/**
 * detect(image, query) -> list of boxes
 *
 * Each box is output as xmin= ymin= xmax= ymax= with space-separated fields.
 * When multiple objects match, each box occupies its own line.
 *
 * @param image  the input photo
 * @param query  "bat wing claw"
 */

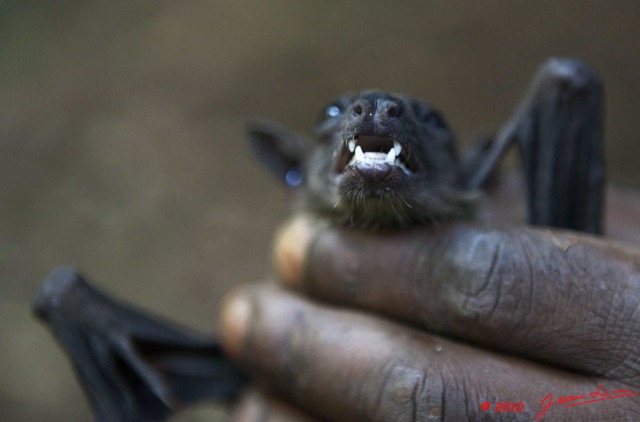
xmin=34 ymin=268 xmax=247 ymax=421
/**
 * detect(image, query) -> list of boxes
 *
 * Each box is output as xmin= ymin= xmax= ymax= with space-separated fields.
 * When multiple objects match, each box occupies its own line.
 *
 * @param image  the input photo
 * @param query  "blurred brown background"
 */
xmin=1 ymin=1 xmax=639 ymax=420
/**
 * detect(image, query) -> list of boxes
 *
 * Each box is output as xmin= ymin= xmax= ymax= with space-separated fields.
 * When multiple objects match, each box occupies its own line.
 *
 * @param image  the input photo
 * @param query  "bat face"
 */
xmin=302 ymin=91 xmax=477 ymax=228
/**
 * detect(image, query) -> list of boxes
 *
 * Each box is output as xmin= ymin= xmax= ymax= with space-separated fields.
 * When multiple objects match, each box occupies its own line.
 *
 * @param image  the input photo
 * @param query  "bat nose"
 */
xmin=376 ymin=98 xmax=403 ymax=120
xmin=350 ymin=95 xmax=403 ymax=135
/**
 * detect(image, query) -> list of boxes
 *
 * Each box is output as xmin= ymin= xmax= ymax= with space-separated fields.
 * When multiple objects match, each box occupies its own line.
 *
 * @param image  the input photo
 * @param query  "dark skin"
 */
xmin=221 ymin=177 xmax=640 ymax=421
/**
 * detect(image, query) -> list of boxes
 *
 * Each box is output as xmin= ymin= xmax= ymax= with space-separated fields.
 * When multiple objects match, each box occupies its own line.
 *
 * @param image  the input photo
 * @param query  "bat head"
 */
xmin=247 ymin=91 xmax=478 ymax=228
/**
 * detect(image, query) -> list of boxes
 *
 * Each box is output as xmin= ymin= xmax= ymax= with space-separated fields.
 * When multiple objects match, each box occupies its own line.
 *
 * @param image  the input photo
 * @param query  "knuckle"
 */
xmin=435 ymin=228 xmax=536 ymax=333
xmin=373 ymin=361 xmax=443 ymax=422
xmin=372 ymin=361 xmax=489 ymax=422
xmin=440 ymin=229 xmax=510 ymax=308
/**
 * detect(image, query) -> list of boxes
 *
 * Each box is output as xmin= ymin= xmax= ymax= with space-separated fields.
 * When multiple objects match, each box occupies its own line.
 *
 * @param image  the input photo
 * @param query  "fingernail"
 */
xmin=273 ymin=214 xmax=319 ymax=288
xmin=232 ymin=391 xmax=268 ymax=422
xmin=221 ymin=290 xmax=252 ymax=360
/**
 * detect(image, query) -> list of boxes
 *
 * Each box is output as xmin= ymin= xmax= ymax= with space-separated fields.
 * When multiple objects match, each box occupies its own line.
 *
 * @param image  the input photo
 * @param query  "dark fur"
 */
xmin=249 ymin=91 xmax=479 ymax=229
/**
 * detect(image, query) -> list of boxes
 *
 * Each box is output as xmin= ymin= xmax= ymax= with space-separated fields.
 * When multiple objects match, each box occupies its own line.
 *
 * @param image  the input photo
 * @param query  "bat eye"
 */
xmin=422 ymin=111 xmax=447 ymax=128
xmin=324 ymin=104 xmax=342 ymax=119
xmin=319 ymin=95 xmax=356 ymax=123
xmin=315 ymin=99 xmax=349 ymax=140
xmin=411 ymin=101 xmax=447 ymax=129
xmin=322 ymin=103 xmax=343 ymax=120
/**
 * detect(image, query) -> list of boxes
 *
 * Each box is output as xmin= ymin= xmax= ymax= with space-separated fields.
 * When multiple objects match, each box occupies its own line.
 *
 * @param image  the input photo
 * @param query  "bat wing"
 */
xmin=467 ymin=57 xmax=605 ymax=234
xmin=33 ymin=267 xmax=247 ymax=422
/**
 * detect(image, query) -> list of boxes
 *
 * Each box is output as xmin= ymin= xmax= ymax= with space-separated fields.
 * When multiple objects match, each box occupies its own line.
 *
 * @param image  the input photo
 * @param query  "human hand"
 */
xmin=221 ymin=182 xmax=640 ymax=421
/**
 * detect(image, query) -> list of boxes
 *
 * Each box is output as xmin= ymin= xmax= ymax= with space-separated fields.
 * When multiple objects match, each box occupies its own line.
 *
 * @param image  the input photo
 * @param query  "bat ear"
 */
xmin=246 ymin=119 xmax=307 ymax=188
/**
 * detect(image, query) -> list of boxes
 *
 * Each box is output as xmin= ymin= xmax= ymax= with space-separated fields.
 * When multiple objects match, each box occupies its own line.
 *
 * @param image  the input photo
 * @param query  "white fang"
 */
xmin=393 ymin=141 xmax=402 ymax=156
xmin=386 ymin=148 xmax=396 ymax=164
xmin=355 ymin=145 xmax=365 ymax=161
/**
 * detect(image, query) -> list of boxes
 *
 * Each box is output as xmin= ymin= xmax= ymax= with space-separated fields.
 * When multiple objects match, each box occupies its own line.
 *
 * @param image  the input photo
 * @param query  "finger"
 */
xmin=232 ymin=390 xmax=319 ymax=422
xmin=273 ymin=214 xmax=325 ymax=287
xmin=275 ymin=217 xmax=640 ymax=384
xmin=222 ymin=284 xmax=636 ymax=421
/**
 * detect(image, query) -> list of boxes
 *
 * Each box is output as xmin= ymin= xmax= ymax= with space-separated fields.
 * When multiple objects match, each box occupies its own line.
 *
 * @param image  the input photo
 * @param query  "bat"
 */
xmin=33 ymin=57 xmax=604 ymax=420
xmin=33 ymin=267 xmax=247 ymax=421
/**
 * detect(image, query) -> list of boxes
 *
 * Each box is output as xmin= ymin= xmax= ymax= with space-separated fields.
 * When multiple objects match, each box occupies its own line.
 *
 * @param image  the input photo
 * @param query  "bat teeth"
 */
xmin=393 ymin=141 xmax=402 ymax=156
xmin=341 ymin=137 xmax=412 ymax=176
xmin=385 ymin=148 xmax=396 ymax=164
xmin=342 ymin=139 xmax=413 ymax=176
xmin=355 ymin=145 xmax=365 ymax=161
